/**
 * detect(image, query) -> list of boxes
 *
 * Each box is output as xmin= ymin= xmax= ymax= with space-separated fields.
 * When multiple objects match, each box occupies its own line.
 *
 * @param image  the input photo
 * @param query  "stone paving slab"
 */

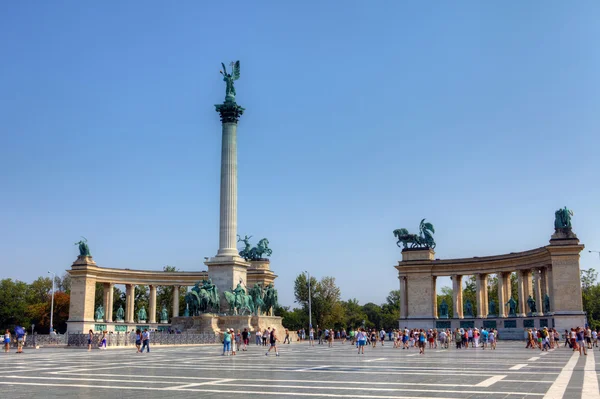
xmin=0 ymin=341 xmax=598 ymax=398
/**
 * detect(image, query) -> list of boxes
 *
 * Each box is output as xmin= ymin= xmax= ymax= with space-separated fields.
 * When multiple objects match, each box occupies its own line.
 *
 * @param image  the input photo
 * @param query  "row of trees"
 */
xmin=0 ymin=274 xmax=71 ymax=333
xmin=279 ymin=271 xmax=598 ymax=331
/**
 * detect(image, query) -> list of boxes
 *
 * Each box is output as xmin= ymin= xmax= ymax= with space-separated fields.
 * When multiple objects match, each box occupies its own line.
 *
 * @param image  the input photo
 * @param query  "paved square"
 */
xmin=0 ymin=341 xmax=598 ymax=398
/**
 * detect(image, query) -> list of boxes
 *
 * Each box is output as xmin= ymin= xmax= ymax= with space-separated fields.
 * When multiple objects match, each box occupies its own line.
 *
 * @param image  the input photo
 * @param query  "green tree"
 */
xmin=275 ymin=306 xmax=307 ymax=331
xmin=463 ymin=275 xmax=477 ymax=315
xmin=293 ymin=274 xmax=342 ymax=328
xmin=0 ymin=279 xmax=31 ymax=330
xmin=362 ymin=303 xmax=383 ymax=328
xmin=341 ymin=298 xmax=367 ymax=329
xmin=27 ymin=277 xmax=52 ymax=304
xmin=581 ymin=269 xmax=600 ymax=329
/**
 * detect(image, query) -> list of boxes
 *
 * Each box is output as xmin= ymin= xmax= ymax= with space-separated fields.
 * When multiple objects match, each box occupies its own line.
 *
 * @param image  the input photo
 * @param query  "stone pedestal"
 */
xmin=170 ymin=314 xmax=284 ymax=335
xmin=204 ymin=256 xmax=250 ymax=312
xmin=66 ymin=256 xmax=98 ymax=335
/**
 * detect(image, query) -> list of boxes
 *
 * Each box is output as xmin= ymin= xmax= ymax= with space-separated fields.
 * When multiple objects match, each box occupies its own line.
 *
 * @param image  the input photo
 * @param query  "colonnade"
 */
xmin=446 ymin=266 xmax=552 ymax=319
xmin=101 ymin=283 xmax=183 ymax=323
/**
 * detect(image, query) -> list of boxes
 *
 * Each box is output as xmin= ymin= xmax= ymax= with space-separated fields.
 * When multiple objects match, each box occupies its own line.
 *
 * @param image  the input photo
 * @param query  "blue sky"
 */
xmin=1 ymin=1 xmax=599 ymax=307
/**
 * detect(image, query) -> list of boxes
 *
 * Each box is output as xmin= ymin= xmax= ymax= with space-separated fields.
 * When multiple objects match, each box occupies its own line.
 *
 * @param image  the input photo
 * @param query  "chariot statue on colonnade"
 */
xmin=393 ymin=219 xmax=436 ymax=249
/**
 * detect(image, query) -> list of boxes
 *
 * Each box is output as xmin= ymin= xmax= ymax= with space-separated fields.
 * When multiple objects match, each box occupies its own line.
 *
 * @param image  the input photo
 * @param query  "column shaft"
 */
xmin=107 ymin=284 xmax=114 ymax=322
xmin=476 ymin=274 xmax=483 ymax=318
xmin=517 ymin=271 xmax=526 ymax=317
xmin=482 ymin=274 xmax=488 ymax=317
xmin=399 ymin=277 xmax=407 ymax=319
xmin=149 ymin=285 xmax=157 ymax=324
xmin=173 ymin=286 xmax=180 ymax=317
xmin=102 ymin=283 xmax=110 ymax=322
xmin=125 ymin=284 xmax=134 ymax=323
xmin=547 ymin=266 xmax=554 ymax=313
xmin=497 ymin=272 xmax=506 ymax=317
xmin=534 ymin=269 xmax=543 ymax=316
xmin=432 ymin=276 xmax=438 ymax=318
xmin=217 ymin=122 xmax=239 ymax=257
xmin=452 ymin=275 xmax=463 ymax=318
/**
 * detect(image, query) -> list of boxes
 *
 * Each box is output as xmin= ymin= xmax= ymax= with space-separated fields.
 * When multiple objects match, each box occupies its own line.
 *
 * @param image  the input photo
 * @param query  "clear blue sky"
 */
xmin=1 ymin=1 xmax=599 ymax=307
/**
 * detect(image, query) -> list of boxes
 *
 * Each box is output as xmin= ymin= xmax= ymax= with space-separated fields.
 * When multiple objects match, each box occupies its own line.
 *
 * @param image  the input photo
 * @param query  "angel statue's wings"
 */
xmin=221 ymin=62 xmax=228 ymax=75
xmin=232 ymin=60 xmax=240 ymax=80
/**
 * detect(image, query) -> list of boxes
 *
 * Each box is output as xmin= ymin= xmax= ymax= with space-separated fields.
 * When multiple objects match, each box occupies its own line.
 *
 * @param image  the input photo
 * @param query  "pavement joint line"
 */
xmin=0 ymin=381 xmax=467 ymax=399
xmin=582 ymin=348 xmax=600 ymax=399
xmin=295 ymin=365 xmax=332 ymax=372
xmin=528 ymin=356 xmax=541 ymax=361
xmin=509 ymin=363 xmax=528 ymax=370
xmin=475 ymin=375 xmax=507 ymax=387
xmin=363 ymin=357 xmax=387 ymax=362
xmin=166 ymin=378 xmax=236 ymax=390
xmin=543 ymin=350 xmax=579 ymax=399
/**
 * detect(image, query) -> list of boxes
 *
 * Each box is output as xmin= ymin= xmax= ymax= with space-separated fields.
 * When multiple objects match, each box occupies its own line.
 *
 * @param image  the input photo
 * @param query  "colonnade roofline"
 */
xmin=396 ymin=245 xmax=565 ymax=276
xmin=69 ymin=263 xmax=208 ymax=286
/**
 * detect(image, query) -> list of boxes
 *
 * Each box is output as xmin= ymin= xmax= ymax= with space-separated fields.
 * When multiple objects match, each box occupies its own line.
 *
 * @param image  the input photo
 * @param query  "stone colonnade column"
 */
xmin=497 ymin=272 xmax=506 ymax=317
xmin=476 ymin=274 xmax=483 ymax=318
xmin=399 ymin=276 xmax=407 ymax=319
xmin=125 ymin=284 xmax=134 ymax=323
xmin=503 ymin=273 xmax=511 ymax=306
xmin=432 ymin=276 xmax=438 ymax=318
xmin=533 ymin=269 xmax=543 ymax=316
xmin=173 ymin=286 xmax=180 ymax=317
xmin=452 ymin=275 xmax=463 ymax=318
xmin=107 ymin=283 xmax=114 ymax=322
xmin=102 ymin=283 xmax=111 ymax=322
xmin=546 ymin=266 xmax=553 ymax=313
xmin=149 ymin=285 xmax=157 ymax=324
xmin=517 ymin=270 xmax=526 ymax=317
xmin=483 ymin=275 xmax=489 ymax=316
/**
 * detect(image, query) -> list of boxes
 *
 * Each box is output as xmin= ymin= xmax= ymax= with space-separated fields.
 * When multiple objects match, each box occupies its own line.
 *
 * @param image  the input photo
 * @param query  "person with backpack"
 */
xmin=222 ymin=328 xmax=232 ymax=356
xmin=140 ymin=329 xmax=150 ymax=353
xmin=14 ymin=325 xmax=25 ymax=354
xmin=135 ymin=329 xmax=142 ymax=353
xmin=418 ymin=329 xmax=426 ymax=354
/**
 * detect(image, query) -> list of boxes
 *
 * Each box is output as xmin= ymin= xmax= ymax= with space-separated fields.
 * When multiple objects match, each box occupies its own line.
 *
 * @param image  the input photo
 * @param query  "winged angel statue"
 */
xmin=220 ymin=61 xmax=240 ymax=101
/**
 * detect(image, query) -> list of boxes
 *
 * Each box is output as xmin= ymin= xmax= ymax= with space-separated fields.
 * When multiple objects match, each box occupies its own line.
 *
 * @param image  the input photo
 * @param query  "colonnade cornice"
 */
xmin=396 ymin=246 xmax=553 ymax=277
xmin=69 ymin=264 xmax=209 ymax=286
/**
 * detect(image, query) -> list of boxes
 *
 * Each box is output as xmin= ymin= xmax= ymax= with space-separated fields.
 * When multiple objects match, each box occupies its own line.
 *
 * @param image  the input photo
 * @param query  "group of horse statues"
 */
xmin=185 ymin=279 xmax=278 ymax=317
xmin=237 ymin=235 xmax=272 ymax=261
xmin=393 ymin=219 xmax=436 ymax=249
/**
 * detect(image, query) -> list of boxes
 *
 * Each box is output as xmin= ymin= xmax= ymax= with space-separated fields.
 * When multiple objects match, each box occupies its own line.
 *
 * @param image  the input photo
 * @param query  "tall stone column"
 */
xmin=125 ymin=284 xmax=134 ymax=323
xmin=452 ymin=275 xmax=463 ymax=318
xmin=517 ymin=270 xmax=526 ymax=317
xmin=546 ymin=266 xmax=553 ymax=313
xmin=432 ymin=276 xmax=438 ymax=319
xmin=205 ymin=92 xmax=250 ymax=311
xmin=483 ymin=274 xmax=489 ymax=317
xmin=107 ymin=284 xmax=114 ymax=322
xmin=149 ymin=285 xmax=157 ymax=324
xmin=497 ymin=272 xmax=506 ymax=317
xmin=540 ymin=267 xmax=548 ymax=301
xmin=476 ymin=274 xmax=484 ymax=318
xmin=533 ymin=269 xmax=543 ymax=316
xmin=66 ymin=255 xmax=97 ymax=334
xmin=172 ymin=286 xmax=180 ymax=317
xmin=399 ymin=276 xmax=407 ymax=319
xmin=504 ymin=273 xmax=511 ymax=306
xmin=103 ymin=283 xmax=111 ymax=322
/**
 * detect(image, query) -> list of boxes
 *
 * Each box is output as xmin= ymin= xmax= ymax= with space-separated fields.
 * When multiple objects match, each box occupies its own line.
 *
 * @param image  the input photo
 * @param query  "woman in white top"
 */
xmin=309 ymin=328 xmax=315 ymax=346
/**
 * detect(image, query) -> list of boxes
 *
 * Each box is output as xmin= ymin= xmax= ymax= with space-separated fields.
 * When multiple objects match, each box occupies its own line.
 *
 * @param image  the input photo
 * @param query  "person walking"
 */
xmin=576 ymin=327 xmax=587 ymax=356
xmin=266 ymin=327 xmax=279 ymax=356
xmin=14 ymin=325 xmax=25 ymax=354
xmin=135 ymin=329 xmax=142 ymax=353
xmin=262 ymin=328 xmax=269 ymax=346
xmin=255 ymin=329 xmax=262 ymax=346
xmin=309 ymin=327 xmax=315 ymax=346
xmin=357 ymin=328 xmax=367 ymax=354
xmin=283 ymin=329 xmax=290 ymax=344
xmin=242 ymin=328 xmax=249 ymax=351
xmin=4 ymin=329 xmax=11 ymax=353
xmin=100 ymin=331 xmax=107 ymax=350
xmin=87 ymin=329 xmax=94 ymax=351
xmin=140 ymin=329 xmax=150 ymax=353
xmin=222 ymin=328 xmax=232 ymax=356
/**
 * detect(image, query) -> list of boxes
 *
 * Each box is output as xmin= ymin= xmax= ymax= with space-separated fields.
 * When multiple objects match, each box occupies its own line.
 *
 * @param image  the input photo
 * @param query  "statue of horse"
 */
xmin=262 ymin=284 xmax=278 ymax=316
xmin=249 ymin=283 xmax=265 ymax=315
xmin=237 ymin=234 xmax=253 ymax=260
xmin=185 ymin=292 xmax=200 ymax=316
xmin=223 ymin=291 xmax=254 ymax=315
xmin=393 ymin=228 xmax=420 ymax=249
